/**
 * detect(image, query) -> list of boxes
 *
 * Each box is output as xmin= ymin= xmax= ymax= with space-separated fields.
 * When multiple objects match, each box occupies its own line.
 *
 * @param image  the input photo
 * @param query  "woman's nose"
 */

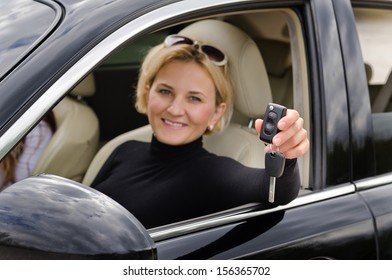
xmin=167 ymin=97 xmax=185 ymax=115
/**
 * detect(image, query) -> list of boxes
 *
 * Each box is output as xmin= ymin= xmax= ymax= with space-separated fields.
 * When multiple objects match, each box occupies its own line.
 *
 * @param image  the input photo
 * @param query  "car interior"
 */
xmin=32 ymin=73 xmax=99 ymax=182
xmin=356 ymin=9 xmax=392 ymax=113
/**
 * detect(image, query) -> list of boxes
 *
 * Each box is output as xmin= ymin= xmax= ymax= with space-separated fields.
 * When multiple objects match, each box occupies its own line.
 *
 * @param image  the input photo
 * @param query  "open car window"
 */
xmin=80 ymin=8 xmax=310 ymax=229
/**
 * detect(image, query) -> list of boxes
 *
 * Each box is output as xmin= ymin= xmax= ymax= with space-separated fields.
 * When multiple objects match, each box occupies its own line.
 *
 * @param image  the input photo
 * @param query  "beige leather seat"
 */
xmin=82 ymin=19 xmax=272 ymax=186
xmin=372 ymin=70 xmax=392 ymax=112
xmin=33 ymin=73 xmax=100 ymax=182
xmin=258 ymin=39 xmax=293 ymax=108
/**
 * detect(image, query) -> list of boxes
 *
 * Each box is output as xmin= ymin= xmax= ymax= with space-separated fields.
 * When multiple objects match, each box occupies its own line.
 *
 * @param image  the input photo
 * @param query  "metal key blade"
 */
xmin=265 ymin=151 xmax=285 ymax=204
xmin=269 ymin=176 xmax=276 ymax=203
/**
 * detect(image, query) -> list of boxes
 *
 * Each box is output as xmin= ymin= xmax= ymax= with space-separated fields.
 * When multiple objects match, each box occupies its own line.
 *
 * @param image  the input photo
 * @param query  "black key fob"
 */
xmin=259 ymin=103 xmax=287 ymax=144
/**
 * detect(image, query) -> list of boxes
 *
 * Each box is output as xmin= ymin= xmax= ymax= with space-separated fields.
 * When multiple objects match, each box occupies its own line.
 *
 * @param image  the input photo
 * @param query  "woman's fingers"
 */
xmin=256 ymin=109 xmax=309 ymax=159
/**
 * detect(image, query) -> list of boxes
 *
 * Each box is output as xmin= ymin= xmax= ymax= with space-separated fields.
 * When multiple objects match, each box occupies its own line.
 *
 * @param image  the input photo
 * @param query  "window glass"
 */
xmin=355 ymin=8 xmax=392 ymax=85
xmin=0 ymin=0 xmax=58 ymax=79
xmin=354 ymin=8 xmax=392 ymax=174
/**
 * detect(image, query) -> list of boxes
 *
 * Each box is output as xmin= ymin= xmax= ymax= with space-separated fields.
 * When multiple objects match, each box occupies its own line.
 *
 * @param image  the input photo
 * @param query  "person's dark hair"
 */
xmin=0 ymin=111 xmax=56 ymax=187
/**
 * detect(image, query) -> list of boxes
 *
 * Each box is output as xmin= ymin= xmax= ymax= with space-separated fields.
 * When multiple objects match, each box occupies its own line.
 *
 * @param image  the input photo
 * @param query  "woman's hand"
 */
xmin=255 ymin=109 xmax=309 ymax=159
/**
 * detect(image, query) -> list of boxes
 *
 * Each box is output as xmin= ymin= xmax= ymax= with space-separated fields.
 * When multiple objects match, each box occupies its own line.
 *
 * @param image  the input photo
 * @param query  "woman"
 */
xmin=91 ymin=35 xmax=309 ymax=228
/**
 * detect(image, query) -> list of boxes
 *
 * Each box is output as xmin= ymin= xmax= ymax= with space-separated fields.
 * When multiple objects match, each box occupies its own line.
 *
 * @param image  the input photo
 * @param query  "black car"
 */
xmin=1 ymin=0 xmax=392 ymax=260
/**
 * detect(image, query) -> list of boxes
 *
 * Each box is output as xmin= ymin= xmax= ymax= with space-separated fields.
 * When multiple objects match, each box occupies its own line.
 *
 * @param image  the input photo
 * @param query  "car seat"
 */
xmin=258 ymin=38 xmax=293 ymax=108
xmin=372 ymin=70 xmax=392 ymax=112
xmin=82 ymin=19 xmax=272 ymax=186
xmin=33 ymin=73 xmax=100 ymax=182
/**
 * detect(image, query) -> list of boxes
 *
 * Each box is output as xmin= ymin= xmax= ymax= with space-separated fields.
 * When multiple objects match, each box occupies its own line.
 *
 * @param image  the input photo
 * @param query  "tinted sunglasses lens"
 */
xmin=165 ymin=35 xmax=227 ymax=65
xmin=165 ymin=35 xmax=193 ymax=46
xmin=201 ymin=45 xmax=226 ymax=63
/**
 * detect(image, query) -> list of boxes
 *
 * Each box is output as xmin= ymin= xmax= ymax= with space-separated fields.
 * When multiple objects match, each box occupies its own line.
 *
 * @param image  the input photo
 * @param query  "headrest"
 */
xmin=179 ymin=20 xmax=272 ymax=119
xmin=365 ymin=63 xmax=372 ymax=82
xmin=70 ymin=73 xmax=96 ymax=98
xmin=258 ymin=39 xmax=291 ymax=77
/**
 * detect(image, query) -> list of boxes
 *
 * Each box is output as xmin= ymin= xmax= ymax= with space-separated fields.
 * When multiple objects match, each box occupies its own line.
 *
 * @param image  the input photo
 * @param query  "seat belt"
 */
xmin=372 ymin=71 xmax=392 ymax=113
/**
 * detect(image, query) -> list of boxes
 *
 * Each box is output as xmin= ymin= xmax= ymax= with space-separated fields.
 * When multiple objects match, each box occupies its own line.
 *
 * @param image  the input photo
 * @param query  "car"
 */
xmin=1 ymin=0 xmax=392 ymax=260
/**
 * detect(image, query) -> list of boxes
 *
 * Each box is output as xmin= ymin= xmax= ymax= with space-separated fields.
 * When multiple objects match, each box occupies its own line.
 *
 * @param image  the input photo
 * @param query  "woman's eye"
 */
xmin=190 ymin=96 xmax=202 ymax=102
xmin=159 ymin=89 xmax=172 ymax=95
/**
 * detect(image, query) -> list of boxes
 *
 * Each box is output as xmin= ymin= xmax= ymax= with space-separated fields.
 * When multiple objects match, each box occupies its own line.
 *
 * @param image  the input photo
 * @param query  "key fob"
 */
xmin=259 ymin=103 xmax=287 ymax=144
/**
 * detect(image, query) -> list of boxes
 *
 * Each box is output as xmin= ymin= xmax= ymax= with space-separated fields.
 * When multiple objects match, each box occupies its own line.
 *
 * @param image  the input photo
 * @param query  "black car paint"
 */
xmin=360 ymin=184 xmax=392 ymax=259
xmin=333 ymin=0 xmax=375 ymax=180
xmin=306 ymin=0 xmax=352 ymax=187
xmin=156 ymin=193 xmax=376 ymax=259
xmin=0 ymin=0 xmax=391 ymax=259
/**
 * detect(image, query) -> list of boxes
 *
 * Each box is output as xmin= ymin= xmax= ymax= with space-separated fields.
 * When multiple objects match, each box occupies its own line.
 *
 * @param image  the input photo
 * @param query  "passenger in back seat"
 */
xmin=0 ymin=111 xmax=56 ymax=190
xmin=90 ymin=34 xmax=309 ymax=228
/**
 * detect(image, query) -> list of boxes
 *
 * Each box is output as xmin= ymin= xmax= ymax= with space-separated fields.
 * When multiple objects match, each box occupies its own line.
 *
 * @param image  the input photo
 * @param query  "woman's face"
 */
xmin=146 ymin=60 xmax=226 ymax=146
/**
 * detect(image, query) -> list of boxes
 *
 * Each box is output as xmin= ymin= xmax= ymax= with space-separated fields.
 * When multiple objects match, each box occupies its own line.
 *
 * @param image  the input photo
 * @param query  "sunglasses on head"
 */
xmin=164 ymin=34 xmax=227 ymax=66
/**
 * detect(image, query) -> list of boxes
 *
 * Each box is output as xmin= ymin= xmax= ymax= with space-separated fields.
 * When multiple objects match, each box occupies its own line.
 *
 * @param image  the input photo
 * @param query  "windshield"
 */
xmin=0 ymin=0 xmax=59 ymax=79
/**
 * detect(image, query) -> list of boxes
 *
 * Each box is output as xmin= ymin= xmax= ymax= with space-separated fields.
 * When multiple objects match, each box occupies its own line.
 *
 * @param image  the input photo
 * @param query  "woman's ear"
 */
xmin=144 ymin=85 xmax=150 ymax=105
xmin=210 ymin=102 xmax=227 ymax=127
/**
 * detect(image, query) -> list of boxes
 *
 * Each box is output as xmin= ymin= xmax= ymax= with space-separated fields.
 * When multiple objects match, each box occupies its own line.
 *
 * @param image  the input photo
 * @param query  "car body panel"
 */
xmin=358 ymin=183 xmax=392 ymax=259
xmin=334 ymin=0 xmax=376 ymax=180
xmin=156 ymin=190 xmax=376 ymax=259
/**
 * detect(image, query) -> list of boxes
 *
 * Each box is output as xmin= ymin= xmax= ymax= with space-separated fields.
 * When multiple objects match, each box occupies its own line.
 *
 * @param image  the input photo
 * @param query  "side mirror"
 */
xmin=0 ymin=174 xmax=156 ymax=259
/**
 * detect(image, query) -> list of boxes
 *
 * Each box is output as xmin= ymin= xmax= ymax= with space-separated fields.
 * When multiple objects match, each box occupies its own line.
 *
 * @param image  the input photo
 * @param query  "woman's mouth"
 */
xmin=162 ymin=119 xmax=187 ymax=128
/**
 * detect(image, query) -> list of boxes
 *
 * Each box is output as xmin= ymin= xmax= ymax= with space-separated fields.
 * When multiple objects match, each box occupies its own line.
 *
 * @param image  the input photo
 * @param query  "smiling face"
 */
xmin=146 ymin=60 xmax=226 ymax=146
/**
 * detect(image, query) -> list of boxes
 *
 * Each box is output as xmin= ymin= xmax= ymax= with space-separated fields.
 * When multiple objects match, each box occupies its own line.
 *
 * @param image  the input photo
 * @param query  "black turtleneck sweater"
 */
xmin=91 ymin=136 xmax=300 ymax=229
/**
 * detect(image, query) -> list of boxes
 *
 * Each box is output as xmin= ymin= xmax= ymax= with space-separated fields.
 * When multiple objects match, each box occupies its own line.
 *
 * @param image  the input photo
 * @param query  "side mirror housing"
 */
xmin=0 ymin=174 xmax=156 ymax=259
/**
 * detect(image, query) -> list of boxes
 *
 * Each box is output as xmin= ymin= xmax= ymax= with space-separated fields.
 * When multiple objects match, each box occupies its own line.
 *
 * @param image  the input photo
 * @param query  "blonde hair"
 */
xmin=135 ymin=42 xmax=233 ymax=134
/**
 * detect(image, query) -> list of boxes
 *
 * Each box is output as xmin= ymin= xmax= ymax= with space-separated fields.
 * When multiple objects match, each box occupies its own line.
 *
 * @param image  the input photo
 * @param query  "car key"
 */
xmin=259 ymin=103 xmax=287 ymax=144
xmin=265 ymin=150 xmax=285 ymax=203
xmin=259 ymin=103 xmax=287 ymax=203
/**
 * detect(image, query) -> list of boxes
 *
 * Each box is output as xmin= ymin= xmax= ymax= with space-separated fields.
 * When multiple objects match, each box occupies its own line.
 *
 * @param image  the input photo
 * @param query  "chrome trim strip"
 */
xmin=355 ymin=172 xmax=392 ymax=190
xmin=149 ymin=183 xmax=355 ymax=241
xmin=0 ymin=0 xmax=252 ymax=159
